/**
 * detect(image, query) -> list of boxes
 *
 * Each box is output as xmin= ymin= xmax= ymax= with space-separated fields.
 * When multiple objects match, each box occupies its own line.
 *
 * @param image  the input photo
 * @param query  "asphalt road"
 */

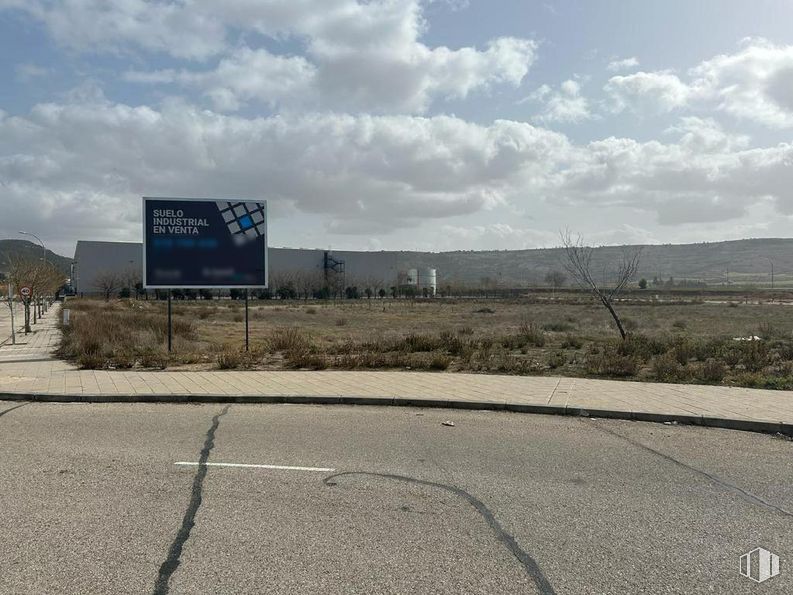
xmin=0 ymin=402 xmax=791 ymax=594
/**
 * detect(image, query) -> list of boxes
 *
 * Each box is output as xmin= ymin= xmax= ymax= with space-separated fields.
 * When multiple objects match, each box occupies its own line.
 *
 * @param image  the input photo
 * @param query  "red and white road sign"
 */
xmin=19 ymin=286 xmax=32 ymax=298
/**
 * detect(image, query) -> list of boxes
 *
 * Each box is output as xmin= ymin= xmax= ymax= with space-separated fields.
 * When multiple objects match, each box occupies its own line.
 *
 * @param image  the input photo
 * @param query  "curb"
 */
xmin=1 ymin=392 xmax=791 ymax=437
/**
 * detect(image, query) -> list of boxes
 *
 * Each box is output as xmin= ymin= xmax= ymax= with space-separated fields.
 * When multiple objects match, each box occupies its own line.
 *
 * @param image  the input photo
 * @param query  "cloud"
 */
xmin=691 ymin=38 xmax=793 ymax=128
xmin=15 ymin=63 xmax=50 ymax=82
xmin=0 ymin=96 xmax=571 ymax=246
xmin=3 ymin=0 xmax=227 ymax=60
xmin=1 ymin=95 xmax=791 ymax=251
xmin=8 ymin=0 xmax=537 ymax=114
xmin=124 ymin=48 xmax=317 ymax=111
xmin=523 ymin=79 xmax=593 ymax=124
xmin=604 ymin=39 xmax=793 ymax=127
xmin=606 ymin=57 xmax=639 ymax=72
xmin=604 ymin=70 xmax=691 ymax=113
xmin=438 ymin=224 xmax=557 ymax=250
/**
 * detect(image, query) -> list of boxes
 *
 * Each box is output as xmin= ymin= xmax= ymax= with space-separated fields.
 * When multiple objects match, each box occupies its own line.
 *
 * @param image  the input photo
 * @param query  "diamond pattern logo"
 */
xmin=216 ymin=201 xmax=266 ymax=245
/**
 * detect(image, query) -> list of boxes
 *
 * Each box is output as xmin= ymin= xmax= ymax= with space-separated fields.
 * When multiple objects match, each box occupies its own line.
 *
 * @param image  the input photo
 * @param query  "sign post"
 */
xmin=244 ymin=289 xmax=250 ymax=352
xmin=5 ymin=283 xmax=15 ymax=345
xmin=142 ymin=198 xmax=267 ymax=352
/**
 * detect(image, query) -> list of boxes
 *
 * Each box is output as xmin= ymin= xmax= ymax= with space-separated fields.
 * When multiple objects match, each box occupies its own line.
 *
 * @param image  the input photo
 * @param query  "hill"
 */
xmin=0 ymin=239 xmax=72 ymax=276
xmin=395 ymin=238 xmax=793 ymax=287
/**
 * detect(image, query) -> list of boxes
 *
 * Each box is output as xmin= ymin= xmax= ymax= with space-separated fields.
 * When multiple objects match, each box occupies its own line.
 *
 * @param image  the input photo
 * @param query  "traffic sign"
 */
xmin=19 ymin=286 xmax=32 ymax=298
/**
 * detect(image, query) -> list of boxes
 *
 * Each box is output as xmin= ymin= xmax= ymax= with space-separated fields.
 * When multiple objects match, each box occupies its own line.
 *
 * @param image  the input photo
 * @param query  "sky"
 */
xmin=1 ymin=0 xmax=793 ymax=257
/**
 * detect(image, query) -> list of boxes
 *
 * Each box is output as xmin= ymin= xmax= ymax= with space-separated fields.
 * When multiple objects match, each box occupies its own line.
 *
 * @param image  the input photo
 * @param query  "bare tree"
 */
xmin=5 ymin=258 xmax=63 ymax=331
xmin=294 ymin=270 xmax=321 ymax=300
xmin=544 ymin=270 xmax=567 ymax=291
xmin=94 ymin=270 xmax=120 ymax=301
xmin=560 ymin=230 xmax=641 ymax=340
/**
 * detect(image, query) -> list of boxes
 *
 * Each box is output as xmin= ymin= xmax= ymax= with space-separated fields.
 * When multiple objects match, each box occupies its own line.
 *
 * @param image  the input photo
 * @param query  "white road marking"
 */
xmin=175 ymin=461 xmax=335 ymax=472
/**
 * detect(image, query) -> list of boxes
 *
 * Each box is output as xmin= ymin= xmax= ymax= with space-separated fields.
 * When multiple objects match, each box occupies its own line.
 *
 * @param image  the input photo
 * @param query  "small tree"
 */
xmin=94 ymin=270 xmax=120 ymax=301
xmin=560 ymin=230 xmax=641 ymax=340
xmin=544 ymin=270 xmax=567 ymax=289
xmin=638 ymin=278 xmax=648 ymax=289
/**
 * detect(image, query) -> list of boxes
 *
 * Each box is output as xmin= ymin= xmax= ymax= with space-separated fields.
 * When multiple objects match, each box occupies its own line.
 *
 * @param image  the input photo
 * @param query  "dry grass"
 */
xmin=55 ymin=295 xmax=793 ymax=389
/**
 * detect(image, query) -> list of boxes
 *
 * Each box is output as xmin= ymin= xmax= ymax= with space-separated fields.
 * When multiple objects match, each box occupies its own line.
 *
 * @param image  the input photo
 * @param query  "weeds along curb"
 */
xmin=1 ymin=391 xmax=791 ymax=438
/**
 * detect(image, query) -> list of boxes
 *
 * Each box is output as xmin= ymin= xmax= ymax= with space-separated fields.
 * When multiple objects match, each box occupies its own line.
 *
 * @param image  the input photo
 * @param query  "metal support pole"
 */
xmin=167 ymin=291 xmax=173 ymax=353
xmin=6 ymin=284 xmax=15 ymax=345
xmin=245 ymin=289 xmax=250 ymax=352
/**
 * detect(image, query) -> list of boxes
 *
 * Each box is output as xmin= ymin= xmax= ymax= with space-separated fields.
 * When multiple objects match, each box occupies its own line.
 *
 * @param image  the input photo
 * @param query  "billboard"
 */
xmin=143 ymin=197 xmax=267 ymax=288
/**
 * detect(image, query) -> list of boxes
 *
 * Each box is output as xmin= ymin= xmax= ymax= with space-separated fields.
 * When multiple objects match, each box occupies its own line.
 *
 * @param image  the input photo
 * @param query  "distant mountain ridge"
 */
xmin=3 ymin=237 xmax=791 ymax=287
xmin=0 ymin=239 xmax=72 ymax=275
xmin=387 ymin=238 xmax=793 ymax=286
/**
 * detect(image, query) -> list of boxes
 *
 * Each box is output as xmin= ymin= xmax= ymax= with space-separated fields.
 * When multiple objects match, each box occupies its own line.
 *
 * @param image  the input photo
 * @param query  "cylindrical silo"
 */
xmin=406 ymin=268 xmax=418 ymax=286
xmin=419 ymin=268 xmax=437 ymax=296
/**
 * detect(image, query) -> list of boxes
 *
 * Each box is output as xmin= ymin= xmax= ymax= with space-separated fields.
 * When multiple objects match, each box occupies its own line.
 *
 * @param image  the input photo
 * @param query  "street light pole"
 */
xmin=767 ymin=258 xmax=775 ymax=290
xmin=19 ymin=231 xmax=48 ymax=319
xmin=19 ymin=231 xmax=47 ymax=264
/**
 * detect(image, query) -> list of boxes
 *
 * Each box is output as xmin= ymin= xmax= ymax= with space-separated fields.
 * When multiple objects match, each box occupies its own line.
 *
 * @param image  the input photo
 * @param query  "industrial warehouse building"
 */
xmin=72 ymin=241 xmax=438 ymax=296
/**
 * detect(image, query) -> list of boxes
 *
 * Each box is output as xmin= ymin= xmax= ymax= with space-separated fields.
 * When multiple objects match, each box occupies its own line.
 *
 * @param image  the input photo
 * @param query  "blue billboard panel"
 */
xmin=143 ymin=197 xmax=267 ymax=288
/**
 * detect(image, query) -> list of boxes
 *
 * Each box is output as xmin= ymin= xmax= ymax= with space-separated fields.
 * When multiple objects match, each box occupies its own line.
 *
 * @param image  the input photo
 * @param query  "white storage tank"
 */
xmin=419 ymin=268 xmax=437 ymax=296
xmin=406 ymin=268 xmax=418 ymax=286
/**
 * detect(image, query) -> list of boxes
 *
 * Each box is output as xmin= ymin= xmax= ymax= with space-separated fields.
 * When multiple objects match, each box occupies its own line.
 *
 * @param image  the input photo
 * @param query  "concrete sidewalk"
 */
xmin=1 ymin=302 xmax=793 ymax=435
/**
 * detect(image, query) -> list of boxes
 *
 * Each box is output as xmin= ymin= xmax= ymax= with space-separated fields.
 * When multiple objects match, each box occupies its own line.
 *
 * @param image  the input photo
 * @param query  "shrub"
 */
xmin=616 ymin=334 xmax=667 ymax=360
xmin=542 ymin=321 xmax=573 ymax=332
xmin=672 ymin=320 xmax=687 ymax=330
xmin=112 ymin=352 xmax=136 ymax=369
xmin=548 ymin=351 xmax=566 ymax=369
xmin=77 ymin=352 xmax=105 ymax=369
xmin=669 ymin=336 xmax=696 ymax=365
xmin=232 ymin=314 xmax=244 ymax=323
xmin=474 ymin=307 xmax=495 ymax=314
xmin=139 ymin=351 xmax=168 ymax=369
xmin=758 ymin=321 xmax=784 ymax=338
xmin=216 ymin=351 xmax=242 ymax=369
xmin=478 ymin=336 xmax=494 ymax=350
xmin=720 ymin=341 xmax=769 ymax=372
xmin=285 ymin=350 xmax=327 ymax=370
xmin=561 ymin=334 xmax=583 ymax=349
xmin=335 ymin=317 xmax=348 ymax=327
xmin=401 ymin=333 xmax=442 ymax=352
xmin=270 ymin=327 xmax=311 ymax=352
xmin=457 ymin=326 xmax=474 ymax=335
xmin=438 ymin=330 xmax=468 ymax=355
xmin=586 ymin=348 xmax=638 ymax=377
xmin=700 ymin=358 xmax=727 ymax=382
xmin=429 ymin=353 xmax=452 ymax=370
xmin=652 ymin=353 xmax=687 ymax=382
xmin=622 ymin=317 xmax=639 ymax=332
xmin=510 ymin=321 xmax=545 ymax=348
xmin=306 ymin=307 xmax=317 ymax=314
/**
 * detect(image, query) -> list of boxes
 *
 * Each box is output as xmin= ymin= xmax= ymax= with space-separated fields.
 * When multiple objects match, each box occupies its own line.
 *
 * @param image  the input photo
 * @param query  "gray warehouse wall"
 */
xmin=74 ymin=241 xmax=143 ymax=295
xmin=73 ymin=242 xmax=404 ymax=295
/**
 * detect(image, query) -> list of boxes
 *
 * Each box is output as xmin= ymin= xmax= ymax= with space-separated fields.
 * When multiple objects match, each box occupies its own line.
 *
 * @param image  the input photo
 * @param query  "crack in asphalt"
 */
xmin=152 ymin=404 xmax=231 ymax=595
xmin=591 ymin=421 xmax=793 ymax=519
xmin=323 ymin=471 xmax=557 ymax=595
xmin=0 ymin=402 xmax=29 ymax=418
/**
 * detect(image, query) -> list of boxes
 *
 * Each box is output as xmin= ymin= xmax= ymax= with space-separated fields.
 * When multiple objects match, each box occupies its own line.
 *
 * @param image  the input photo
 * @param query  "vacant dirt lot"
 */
xmin=57 ymin=295 xmax=793 ymax=389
